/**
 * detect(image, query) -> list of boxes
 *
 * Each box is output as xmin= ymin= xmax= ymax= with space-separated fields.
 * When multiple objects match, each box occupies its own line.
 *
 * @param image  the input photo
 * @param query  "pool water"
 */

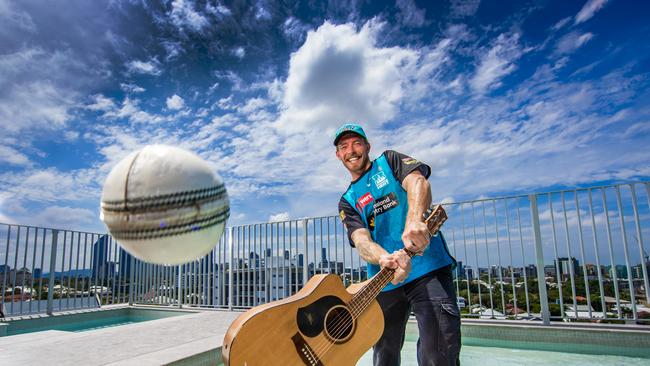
xmin=356 ymin=343 xmax=650 ymax=366
xmin=3 ymin=308 xmax=193 ymax=336
xmin=353 ymin=321 xmax=650 ymax=366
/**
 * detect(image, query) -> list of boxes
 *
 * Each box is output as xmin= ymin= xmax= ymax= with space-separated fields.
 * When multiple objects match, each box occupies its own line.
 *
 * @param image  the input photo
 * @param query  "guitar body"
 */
xmin=222 ymin=274 xmax=383 ymax=366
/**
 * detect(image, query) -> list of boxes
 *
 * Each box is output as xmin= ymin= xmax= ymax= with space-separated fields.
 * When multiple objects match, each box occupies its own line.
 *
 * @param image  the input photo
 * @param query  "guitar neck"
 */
xmin=348 ymin=205 xmax=447 ymax=318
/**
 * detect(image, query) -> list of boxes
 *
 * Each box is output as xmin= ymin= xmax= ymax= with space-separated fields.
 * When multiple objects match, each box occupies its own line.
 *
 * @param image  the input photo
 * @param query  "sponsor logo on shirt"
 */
xmin=339 ymin=210 xmax=346 ymax=222
xmin=371 ymin=171 xmax=389 ymax=189
xmin=356 ymin=192 xmax=374 ymax=211
xmin=373 ymin=192 xmax=399 ymax=215
xmin=402 ymin=157 xmax=418 ymax=165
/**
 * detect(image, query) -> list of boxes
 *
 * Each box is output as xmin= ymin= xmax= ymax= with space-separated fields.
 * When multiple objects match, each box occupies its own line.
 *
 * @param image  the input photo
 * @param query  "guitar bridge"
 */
xmin=291 ymin=332 xmax=324 ymax=366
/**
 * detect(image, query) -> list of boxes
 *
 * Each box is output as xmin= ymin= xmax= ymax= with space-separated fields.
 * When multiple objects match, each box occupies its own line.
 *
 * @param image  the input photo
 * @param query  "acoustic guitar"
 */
xmin=222 ymin=205 xmax=448 ymax=366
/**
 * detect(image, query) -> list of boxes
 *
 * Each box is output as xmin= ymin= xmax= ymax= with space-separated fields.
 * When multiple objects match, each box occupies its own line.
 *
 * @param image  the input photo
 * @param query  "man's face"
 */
xmin=335 ymin=133 xmax=371 ymax=177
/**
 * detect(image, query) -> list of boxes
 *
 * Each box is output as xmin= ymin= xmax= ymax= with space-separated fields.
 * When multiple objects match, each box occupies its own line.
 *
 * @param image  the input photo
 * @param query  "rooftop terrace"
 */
xmin=1 ymin=181 xmax=649 ymax=364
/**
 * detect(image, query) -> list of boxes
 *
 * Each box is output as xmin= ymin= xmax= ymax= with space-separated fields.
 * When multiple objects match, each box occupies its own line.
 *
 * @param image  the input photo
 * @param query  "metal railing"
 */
xmin=443 ymin=183 xmax=649 ymax=324
xmin=1 ymin=181 xmax=649 ymax=325
xmin=0 ymin=227 xmax=131 ymax=317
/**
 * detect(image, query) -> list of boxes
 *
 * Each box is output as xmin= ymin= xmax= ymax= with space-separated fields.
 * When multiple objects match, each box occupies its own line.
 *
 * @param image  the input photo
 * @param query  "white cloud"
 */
xmin=103 ymin=98 xmax=166 ymax=124
xmin=216 ymin=95 xmax=237 ymax=110
xmin=120 ymin=83 xmax=145 ymax=93
xmin=0 ymin=0 xmax=36 ymax=33
xmin=552 ymin=17 xmax=572 ymax=31
xmin=0 ymin=48 xmax=85 ymax=135
xmin=238 ymin=97 xmax=268 ymax=115
xmin=214 ymin=70 xmax=244 ymax=91
xmin=162 ymin=41 xmax=183 ymax=61
xmin=0 ymin=168 xmax=99 ymax=204
xmin=268 ymin=212 xmax=290 ymax=222
xmin=450 ymin=0 xmax=481 ymax=17
xmin=0 ymin=81 xmax=73 ymax=133
xmin=255 ymin=2 xmax=271 ymax=20
xmin=32 ymin=206 xmax=96 ymax=229
xmin=621 ymin=121 xmax=650 ymax=139
xmin=205 ymin=2 xmax=231 ymax=17
xmin=574 ymin=0 xmax=609 ymax=25
xmin=470 ymin=33 xmax=523 ymax=94
xmin=204 ymin=20 xmax=430 ymax=202
xmin=440 ymin=197 xmax=455 ymax=205
xmin=166 ymin=94 xmax=185 ymax=110
xmin=405 ymin=37 xmax=455 ymax=102
xmin=376 ymin=63 xmax=650 ymax=202
xmin=396 ymin=0 xmax=426 ymax=27
xmin=169 ymin=0 xmax=210 ymax=32
xmin=0 ymin=145 xmax=30 ymax=166
xmin=86 ymin=94 xmax=117 ymax=111
xmin=126 ymin=59 xmax=162 ymax=76
xmin=232 ymin=47 xmax=245 ymax=59
xmin=282 ymin=17 xmax=310 ymax=44
xmin=556 ymin=32 xmax=594 ymax=54
xmin=277 ymin=20 xmax=418 ymax=134
xmin=208 ymin=82 xmax=220 ymax=94
xmin=64 ymin=131 xmax=79 ymax=142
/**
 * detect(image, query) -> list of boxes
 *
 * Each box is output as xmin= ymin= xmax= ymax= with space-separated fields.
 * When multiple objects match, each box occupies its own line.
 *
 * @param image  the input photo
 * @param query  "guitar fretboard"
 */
xmin=346 ymin=204 xmax=446 ymax=318
xmin=348 ymin=249 xmax=416 ymax=318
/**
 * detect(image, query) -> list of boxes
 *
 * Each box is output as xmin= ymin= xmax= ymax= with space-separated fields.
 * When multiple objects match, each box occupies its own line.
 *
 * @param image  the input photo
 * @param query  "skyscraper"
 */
xmin=92 ymin=235 xmax=110 ymax=280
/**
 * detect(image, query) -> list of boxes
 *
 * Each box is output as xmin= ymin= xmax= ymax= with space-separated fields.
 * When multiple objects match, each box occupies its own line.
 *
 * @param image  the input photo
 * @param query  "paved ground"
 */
xmin=0 ymin=306 xmax=241 ymax=365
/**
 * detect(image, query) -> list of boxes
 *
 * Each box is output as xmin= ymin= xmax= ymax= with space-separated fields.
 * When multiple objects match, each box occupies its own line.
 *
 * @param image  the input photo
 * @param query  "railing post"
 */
xmin=228 ymin=226 xmax=234 ymax=311
xmin=46 ymin=230 xmax=59 ymax=315
xmin=302 ymin=219 xmax=309 ymax=288
xmin=177 ymin=264 xmax=183 ymax=308
xmin=530 ymin=195 xmax=550 ymax=325
xmin=128 ymin=255 xmax=135 ymax=306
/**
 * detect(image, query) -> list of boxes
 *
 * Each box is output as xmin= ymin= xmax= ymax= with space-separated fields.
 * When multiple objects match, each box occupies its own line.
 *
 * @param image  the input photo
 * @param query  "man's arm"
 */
xmin=350 ymin=228 xmax=388 ymax=264
xmin=352 ymin=229 xmax=410 ymax=284
xmin=401 ymin=170 xmax=432 ymax=254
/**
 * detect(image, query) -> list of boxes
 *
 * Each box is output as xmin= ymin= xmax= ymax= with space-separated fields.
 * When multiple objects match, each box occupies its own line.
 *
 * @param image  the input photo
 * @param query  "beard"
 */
xmin=344 ymin=151 xmax=371 ymax=176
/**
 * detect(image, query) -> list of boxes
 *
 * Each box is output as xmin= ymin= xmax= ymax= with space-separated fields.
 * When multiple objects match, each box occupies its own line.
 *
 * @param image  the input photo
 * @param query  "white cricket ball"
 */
xmin=100 ymin=145 xmax=229 ymax=265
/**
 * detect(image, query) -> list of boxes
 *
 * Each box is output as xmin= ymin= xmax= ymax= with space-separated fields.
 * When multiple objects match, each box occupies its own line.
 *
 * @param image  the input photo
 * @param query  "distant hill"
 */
xmin=41 ymin=269 xmax=94 ymax=278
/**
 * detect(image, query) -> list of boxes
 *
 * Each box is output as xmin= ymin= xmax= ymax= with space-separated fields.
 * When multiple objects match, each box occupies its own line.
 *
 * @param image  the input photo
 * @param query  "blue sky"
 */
xmin=0 ymin=0 xmax=649 ymax=233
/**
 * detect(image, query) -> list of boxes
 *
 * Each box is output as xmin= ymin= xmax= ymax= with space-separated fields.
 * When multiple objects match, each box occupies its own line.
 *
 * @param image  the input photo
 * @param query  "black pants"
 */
xmin=373 ymin=266 xmax=461 ymax=366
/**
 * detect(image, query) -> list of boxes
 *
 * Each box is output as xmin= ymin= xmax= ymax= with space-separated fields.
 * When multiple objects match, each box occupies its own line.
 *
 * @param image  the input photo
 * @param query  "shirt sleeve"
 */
xmin=338 ymin=196 xmax=365 ymax=247
xmin=383 ymin=150 xmax=431 ymax=183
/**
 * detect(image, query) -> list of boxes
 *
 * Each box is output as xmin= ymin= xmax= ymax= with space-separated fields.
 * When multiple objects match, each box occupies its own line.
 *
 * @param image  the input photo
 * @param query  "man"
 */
xmin=334 ymin=123 xmax=461 ymax=366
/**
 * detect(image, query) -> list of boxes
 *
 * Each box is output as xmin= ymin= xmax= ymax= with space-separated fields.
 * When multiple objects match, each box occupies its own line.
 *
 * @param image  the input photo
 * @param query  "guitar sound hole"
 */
xmin=324 ymin=305 xmax=355 ymax=343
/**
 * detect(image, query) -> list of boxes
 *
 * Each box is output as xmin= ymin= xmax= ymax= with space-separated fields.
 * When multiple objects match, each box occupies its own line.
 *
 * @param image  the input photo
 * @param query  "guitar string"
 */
xmin=312 ymin=217 xmax=441 ymax=359
xmin=302 ymin=339 xmax=320 ymax=366
xmin=310 ymin=230 xmax=433 ymax=359
xmin=311 ymin=268 xmax=395 ymax=359
xmin=308 ymin=275 xmax=381 ymax=360
xmin=312 ymin=256 xmax=407 ymax=360
xmin=320 ymin=264 xmax=398 ymax=353
xmin=307 ymin=209 xmax=443 ymax=361
xmin=308 ymin=275 xmax=383 ymax=360
xmin=312 ymin=217 xmax=443 ymax=359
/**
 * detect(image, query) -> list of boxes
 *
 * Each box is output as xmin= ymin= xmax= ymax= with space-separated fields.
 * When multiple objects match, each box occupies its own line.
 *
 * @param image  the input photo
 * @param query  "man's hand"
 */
xmin=379 ymin=249 xmax=412 ymax=285
xmin=402 ymin=220 xmax=430 ymax=255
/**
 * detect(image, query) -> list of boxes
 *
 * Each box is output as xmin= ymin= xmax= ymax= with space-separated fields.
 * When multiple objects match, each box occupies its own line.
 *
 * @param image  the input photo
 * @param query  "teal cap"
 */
xmin=333 ymin=123 xmax=367 ymax=146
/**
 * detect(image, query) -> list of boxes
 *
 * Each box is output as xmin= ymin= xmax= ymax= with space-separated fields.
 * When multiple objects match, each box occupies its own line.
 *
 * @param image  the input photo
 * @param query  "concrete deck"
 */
xmin=1 ymin=307 xmax=649 ymax=365
xmin=0 ymin=306 xmax=241 ymax=365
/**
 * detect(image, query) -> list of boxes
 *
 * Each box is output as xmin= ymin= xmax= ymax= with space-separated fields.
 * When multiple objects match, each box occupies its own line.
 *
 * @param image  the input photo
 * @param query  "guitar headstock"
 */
xmin=423 ymin=205 xmax=447 ymax=236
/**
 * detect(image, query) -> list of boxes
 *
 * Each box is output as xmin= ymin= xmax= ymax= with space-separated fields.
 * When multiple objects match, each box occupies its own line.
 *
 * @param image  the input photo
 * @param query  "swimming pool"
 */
xmin=354 ymin=321 xmax=650 ymax=365
xmin=357 ymin=343 xmax=650 ymax=365
xmin=0 ymin=306 xmax=195 ymax=337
